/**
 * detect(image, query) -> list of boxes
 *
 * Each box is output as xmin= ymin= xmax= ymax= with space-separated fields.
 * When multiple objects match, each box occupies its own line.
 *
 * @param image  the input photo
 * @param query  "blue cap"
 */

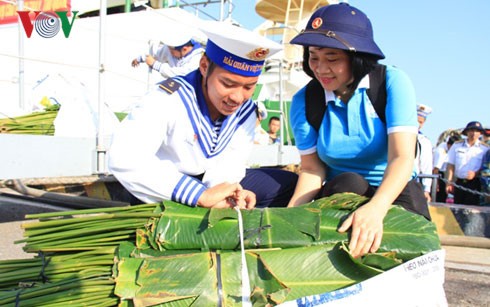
xmin=290 ymin=3 xmax=385 ymax=59
xmin=201 ymin=21 xmax=282 ymax=77
xmin=462 ymin=121 xmax=485 ymax=135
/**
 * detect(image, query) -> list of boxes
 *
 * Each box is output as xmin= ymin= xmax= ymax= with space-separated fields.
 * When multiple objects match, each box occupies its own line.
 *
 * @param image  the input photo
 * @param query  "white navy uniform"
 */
xmin=447 ymin=140 xmax=488 ymax=179
xmin=414 ymin=103 xmax=433 ymax=194
xmin=433 ymin=142 xmax=449 ymax=172
xmin=109 ymin=20 xmax=297 ymax=207
xmin=108 ymin=71 xmax=256 ymax=205
xmin=415 ymin=133 xmax=433 ymax=193
xmin=135 ymin=42 xmax=204 ymax=79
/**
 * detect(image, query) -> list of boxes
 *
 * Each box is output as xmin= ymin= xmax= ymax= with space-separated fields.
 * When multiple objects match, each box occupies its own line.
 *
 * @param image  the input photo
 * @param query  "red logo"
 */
xmin=17 ymin=10 xmax=78 ymax=38
xmin=312 ymin=17 xmax=323 ymax=29
xmin=246 ymin=48 xmax=270 ymax=61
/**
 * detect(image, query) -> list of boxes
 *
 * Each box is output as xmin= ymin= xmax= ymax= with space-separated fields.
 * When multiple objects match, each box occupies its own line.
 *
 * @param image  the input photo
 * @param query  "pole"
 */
xmin=17 ymin=0 xmax=25 ymax=110
xmin=97 ymin=0 xmax=107 ymax=174
xmin=219 ymin=0 xmax=224 ymax=21
xmin=278 ymin=60 xmax=284 ymax=165
xmin=125 ymin=0 xmax=131 ymax=12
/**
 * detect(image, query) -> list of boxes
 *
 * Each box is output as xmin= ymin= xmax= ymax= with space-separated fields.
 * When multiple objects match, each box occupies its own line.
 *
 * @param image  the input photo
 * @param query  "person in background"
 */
xmin=267 ymin=116 xmax=281 ymax=144
xmin=446 ymin=121 xmax=489 ymax=205
xmin=415 ymin=104 xmax=433 ymax=202
xmin=254 ymin=102 xmax=269 ymax=145
xmin=433 ymin=135 xmax=461 ymax=203
xmin=131 ymin=29 xmax=204 ymax=79
xmin=287 ymin=3 xmax=429 ymax=258
xmin=110 ymin=21 xmax=298 ymax=209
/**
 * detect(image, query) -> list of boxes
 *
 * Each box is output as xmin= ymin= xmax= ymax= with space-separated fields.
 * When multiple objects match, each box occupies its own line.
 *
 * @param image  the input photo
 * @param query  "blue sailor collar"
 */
xmin=174 ymin=70 xmax=256 ymax=158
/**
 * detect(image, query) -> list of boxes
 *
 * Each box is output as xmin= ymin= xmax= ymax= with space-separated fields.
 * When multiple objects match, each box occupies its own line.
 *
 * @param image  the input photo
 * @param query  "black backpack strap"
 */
xmin=366 ymin=64 xmax=419 ymax=157
xmin=305 ymin=78 xmax=327 ymax=131
xmin=366 ymin=64 xmax=387 ymax=124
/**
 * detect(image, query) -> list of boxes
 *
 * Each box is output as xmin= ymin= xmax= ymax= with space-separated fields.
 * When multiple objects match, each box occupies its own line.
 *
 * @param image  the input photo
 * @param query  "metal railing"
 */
xmin=417 ymin=174 xmax=490 ymax=204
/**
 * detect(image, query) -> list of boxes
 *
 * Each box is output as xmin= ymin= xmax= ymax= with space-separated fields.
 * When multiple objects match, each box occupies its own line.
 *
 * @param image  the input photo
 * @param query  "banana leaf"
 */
xmin=139 ymin=194 xmax=440 ymax=261
xmin=5 ymin=193 xmax=442 ymax=307
xmin=113 ymin=242 xmax=378 ymax=307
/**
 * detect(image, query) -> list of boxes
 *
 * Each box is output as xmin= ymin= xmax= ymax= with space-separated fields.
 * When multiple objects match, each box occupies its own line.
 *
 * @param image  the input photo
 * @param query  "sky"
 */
xmin=194 ymin=0 xmax=490 ymax=145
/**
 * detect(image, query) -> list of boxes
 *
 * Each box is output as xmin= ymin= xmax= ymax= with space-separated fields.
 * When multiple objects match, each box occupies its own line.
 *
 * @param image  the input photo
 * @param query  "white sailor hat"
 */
xmin=200 ymin=21 xmax=282 ymax=77
xmin=161 ymin=26 xmax=195 ymax=48
xmin=417 ymin=103 xmax=432 ymax=119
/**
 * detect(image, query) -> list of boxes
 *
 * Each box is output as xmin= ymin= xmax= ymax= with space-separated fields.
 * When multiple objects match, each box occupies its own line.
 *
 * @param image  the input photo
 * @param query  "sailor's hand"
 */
xmin=131 ymin=58 xmax=140 ymax=67
xmin=338 ymin=201 xmax=386 ymax=258
xmin=145 ymin=55 xmax=156 ymax=67
xmin=197 ymin=183 xmax=255 ymax=209
xmin=467 ymin=170 xmax=477 ymax=180
xmin=231 ymin=189 xmax=256 ymax=209
xmin=446 ymin=183 xmax=454 ymax=194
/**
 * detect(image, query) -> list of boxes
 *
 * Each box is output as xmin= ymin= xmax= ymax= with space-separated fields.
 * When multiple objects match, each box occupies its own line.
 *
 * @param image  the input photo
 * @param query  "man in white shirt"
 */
xmin=432 ymin=135 xmax=460 ymax=202
xmin=415 ymin=104 xmax=433 ymax=202
xmin=446 ymin=121 xmax=489 ymax=205
xmin=109 ymin=22 xmax=298 ymax=209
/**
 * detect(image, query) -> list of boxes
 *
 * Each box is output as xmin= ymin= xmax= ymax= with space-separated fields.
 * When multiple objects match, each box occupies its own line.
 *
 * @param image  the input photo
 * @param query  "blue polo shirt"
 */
xmin=291 ymin=65 xmax=418 ymax=186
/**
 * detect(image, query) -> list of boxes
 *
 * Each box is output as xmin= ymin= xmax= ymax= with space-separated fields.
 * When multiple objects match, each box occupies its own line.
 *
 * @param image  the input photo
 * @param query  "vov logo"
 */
xmin=17 ymin=11 xmax=79 ymax=38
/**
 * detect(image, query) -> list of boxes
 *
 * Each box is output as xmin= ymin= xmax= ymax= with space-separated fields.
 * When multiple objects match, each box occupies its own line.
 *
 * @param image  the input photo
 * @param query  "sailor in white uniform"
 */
xmin=131 ymin=28 xmax=205 ymax=79
xmin=109 ymin=21 xmax=298 ymax=209
xmin=415 ymin=104 xmax=433 ymax=201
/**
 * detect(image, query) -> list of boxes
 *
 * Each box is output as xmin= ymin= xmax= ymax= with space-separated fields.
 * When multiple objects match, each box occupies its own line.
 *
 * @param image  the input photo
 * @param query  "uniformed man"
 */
xmin=433 ymin=135 xmax=461 ymax=202
xmin=109 ymin=21 xmax=298 ymax=209
xmin=446 ymin=121 xmax=489 ymax=205
xmin=415 ymin=103 xmax=433 ymax=202
xmin=131 ymin=28 xmax=205 ymax=79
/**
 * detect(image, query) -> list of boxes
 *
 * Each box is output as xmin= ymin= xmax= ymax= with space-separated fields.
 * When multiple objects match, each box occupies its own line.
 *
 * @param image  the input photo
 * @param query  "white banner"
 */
xmin=279 ymin=249 xmax=447 ymax=307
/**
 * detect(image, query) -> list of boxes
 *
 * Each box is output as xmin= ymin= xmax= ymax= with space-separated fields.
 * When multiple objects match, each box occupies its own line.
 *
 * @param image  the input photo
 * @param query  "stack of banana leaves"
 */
xmin=0 ymin=193 xmax=441 ymax=306
xmin=0 ymin=105 xmax=59 ymax=135
xmin=0 ymin=105 xmax=128 ymax=136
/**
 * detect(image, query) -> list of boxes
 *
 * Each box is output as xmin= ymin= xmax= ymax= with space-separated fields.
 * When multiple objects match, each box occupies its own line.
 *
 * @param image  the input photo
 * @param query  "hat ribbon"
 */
xmin=300 ymin=29 xmax=356 ymax=52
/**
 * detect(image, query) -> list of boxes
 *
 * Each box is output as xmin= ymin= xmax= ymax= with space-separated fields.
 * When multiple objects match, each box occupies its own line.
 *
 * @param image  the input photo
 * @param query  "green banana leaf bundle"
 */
xmin=114 ymin=240 xmax=394 ymax=307
xmin=0 ymin=247 xmax=118 ymax=306
xmin=0 ymin=106 xmax=127 ymax=136
xmin=2 ymin=193 xmax=441 ymax=306
xmin=0 ymin=109 xmax=58 ymax=135
xmin=138 ymin=193 xmax=440 ymax=261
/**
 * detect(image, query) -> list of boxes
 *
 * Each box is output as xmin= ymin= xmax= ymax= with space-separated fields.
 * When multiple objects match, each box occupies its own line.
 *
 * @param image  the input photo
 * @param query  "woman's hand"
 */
xmin=338 ymin=201 xmax=386 ymax=258
xmin=338 ymin=131 xmax=416 ymax=258
xmin=197 ymin=182 xmax=256 ymax=209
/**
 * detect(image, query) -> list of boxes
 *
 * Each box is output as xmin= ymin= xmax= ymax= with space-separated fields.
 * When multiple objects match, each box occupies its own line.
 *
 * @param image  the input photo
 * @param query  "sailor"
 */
xmin=415 ymin=103 xmax=434 ymax=201
xmin=446 ymin=121 xmax=489 ymax=205
xmin=131 ymin=27 xmax=205 ymax=79
xmin=109 ymin=21 xmax=298 ymax=209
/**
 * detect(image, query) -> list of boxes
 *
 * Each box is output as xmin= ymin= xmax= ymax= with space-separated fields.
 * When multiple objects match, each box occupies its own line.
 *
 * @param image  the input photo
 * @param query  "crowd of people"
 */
xmin=414 ymin=107 xmax=489 ymax=206
xmin=108 ymin=3 xmax=488 ymax=259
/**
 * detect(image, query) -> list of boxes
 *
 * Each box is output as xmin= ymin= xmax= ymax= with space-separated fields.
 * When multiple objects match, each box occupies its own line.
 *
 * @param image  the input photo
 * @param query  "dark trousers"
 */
xmin=435 ymin=171 xmax=448 ymax=203
xmin=454 ymin=178 xmax=481 ymax=205
xmin=123 ymin=168 xmax=298 ymax=207
xmin=240 ymin=168 xmax=298 ymax=208
xmin=320 ymin=172 xmax=431 ymax=220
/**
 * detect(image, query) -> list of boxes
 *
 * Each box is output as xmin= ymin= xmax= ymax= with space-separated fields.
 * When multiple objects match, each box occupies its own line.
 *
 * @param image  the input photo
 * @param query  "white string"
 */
xmin=234 ymin=206 xmax=252 ymax=307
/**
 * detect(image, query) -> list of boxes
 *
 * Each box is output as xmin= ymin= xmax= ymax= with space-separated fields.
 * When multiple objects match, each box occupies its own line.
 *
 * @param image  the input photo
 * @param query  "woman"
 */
xmin=287 ymin=3 xmax=429 ymax=258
